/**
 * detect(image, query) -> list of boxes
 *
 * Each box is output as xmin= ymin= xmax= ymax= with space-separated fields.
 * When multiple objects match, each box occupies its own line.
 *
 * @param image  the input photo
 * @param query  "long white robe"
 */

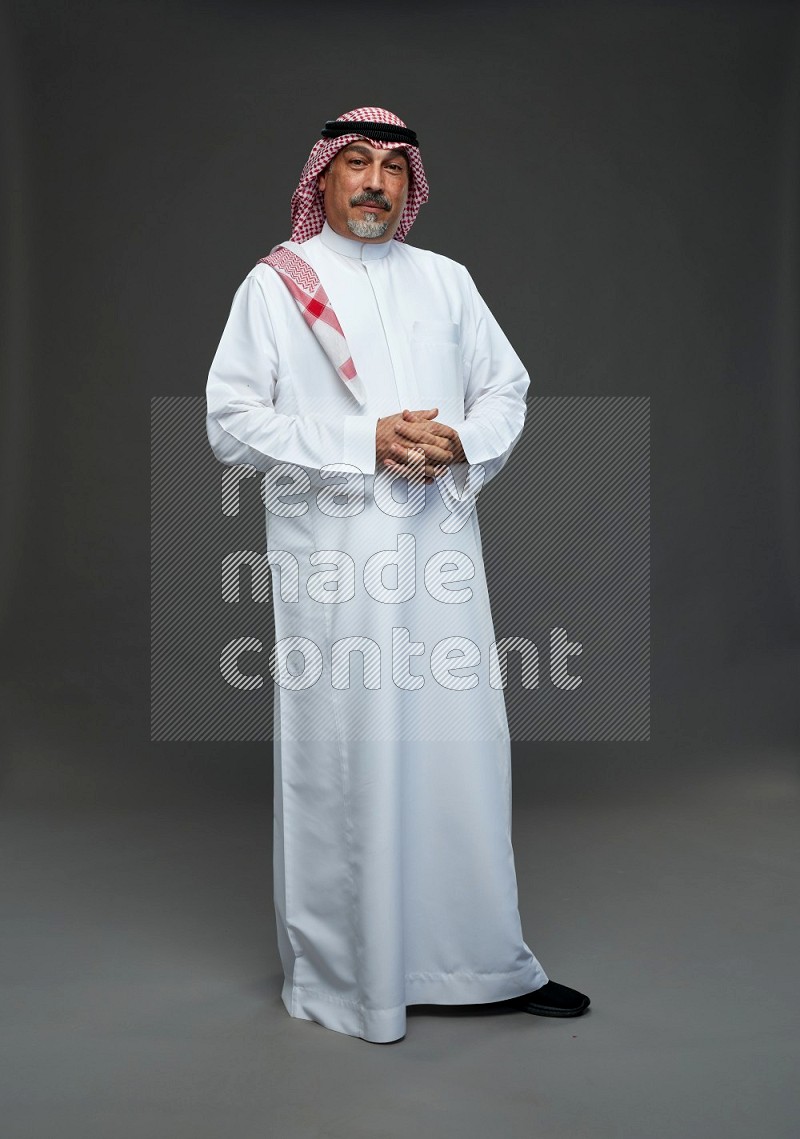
xmin=206 ymin=220 xmax=548 ymax=1042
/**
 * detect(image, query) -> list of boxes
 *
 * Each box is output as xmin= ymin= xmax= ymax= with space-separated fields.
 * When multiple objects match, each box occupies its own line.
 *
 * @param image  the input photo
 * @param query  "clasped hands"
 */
xmin=375 ymin=407 xmax=466 ymax=484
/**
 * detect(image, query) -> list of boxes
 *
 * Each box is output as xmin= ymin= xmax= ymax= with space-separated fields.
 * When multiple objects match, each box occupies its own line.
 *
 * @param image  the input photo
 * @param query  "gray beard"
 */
xmin=347 ymin=214 xmax=390 ymax=239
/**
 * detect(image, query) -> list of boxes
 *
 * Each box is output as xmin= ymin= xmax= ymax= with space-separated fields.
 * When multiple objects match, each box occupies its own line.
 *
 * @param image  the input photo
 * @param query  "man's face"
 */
xmin=318 ymin=142 xmax=409 ymax=242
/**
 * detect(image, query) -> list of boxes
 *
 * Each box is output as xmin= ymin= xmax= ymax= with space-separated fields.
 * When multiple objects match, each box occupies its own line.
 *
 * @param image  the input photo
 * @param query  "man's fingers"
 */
xmin=382 ymin=455 xmax=440 ymax=484
xmin=403 ymin=407 xmax=438 ymax=421
xmin=393 ymin=442 xmax=442 ymax=481
xmin=393 ymin=421 xmax=455 ymax=450
xmin=391 ymin=440 xmax=453 ymax=465
xmin=428 ymin=422 xmax=458 ymax=443
xmin=394 ymin=419 xmax=457 ymax=448
xmin=396 ymin=432 xmax=454 ymax=456
xmin=383 ymin=463 xmax=435 ymax=485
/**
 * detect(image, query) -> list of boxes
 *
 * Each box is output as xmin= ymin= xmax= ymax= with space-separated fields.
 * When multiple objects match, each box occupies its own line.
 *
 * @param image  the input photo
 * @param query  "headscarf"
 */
xmin=289 ymin=106 xmax=429 ymax=243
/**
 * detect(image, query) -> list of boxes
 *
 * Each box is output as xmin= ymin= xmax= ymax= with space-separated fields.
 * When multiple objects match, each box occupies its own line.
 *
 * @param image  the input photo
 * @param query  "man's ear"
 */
xmin=318 ymin=158 xmax=332 ymax=194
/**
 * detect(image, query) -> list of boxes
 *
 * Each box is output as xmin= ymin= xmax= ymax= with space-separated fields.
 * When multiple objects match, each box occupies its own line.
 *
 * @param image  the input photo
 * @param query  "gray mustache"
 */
xmin=351 ymin=195 xmax=389 ymax=209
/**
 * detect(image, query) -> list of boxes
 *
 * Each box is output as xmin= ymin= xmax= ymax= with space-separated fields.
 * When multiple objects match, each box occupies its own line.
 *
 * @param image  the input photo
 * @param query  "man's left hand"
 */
xmin=396 ymin=408 xmax=466 ymax=466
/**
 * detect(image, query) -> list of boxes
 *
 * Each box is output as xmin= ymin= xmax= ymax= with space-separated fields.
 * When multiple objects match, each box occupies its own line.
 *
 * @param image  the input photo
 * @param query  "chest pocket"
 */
xmin=410 ymin=320 xmax=465 ymax=419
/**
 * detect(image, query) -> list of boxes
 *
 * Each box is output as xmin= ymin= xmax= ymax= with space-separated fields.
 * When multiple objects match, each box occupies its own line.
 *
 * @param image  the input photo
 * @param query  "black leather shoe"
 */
xmin=508 ymin=980 xmax=590 ymax=1017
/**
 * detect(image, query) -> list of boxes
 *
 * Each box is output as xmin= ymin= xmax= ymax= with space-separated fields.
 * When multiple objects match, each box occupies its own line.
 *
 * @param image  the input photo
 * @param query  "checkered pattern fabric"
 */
xmin=289 ymin=106 xmax=429 ymax=244
xmin=258 ymin=244 xmax=367 ymax=407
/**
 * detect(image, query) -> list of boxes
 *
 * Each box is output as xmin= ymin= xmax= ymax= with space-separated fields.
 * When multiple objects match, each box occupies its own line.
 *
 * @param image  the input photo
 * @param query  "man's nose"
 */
xmin=363 ymin=164 xmax=387 ymax=192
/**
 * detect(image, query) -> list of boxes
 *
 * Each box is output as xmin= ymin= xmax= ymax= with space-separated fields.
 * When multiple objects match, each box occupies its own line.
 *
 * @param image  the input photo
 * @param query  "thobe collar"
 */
xmin=319 ymin=219 xmax=395 ymax=261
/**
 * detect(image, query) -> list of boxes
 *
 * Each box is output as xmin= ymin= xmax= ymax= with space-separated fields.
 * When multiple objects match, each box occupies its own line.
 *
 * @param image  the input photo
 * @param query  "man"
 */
xmin=206 ymin=107 xmax=590 ymax=1042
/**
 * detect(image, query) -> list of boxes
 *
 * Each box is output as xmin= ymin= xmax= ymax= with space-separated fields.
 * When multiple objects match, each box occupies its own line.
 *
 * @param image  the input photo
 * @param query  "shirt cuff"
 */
xmin=456 ymin=418 xmax=500 ymax=467
xmin=343 ymin=414 xmax=378 ymax=475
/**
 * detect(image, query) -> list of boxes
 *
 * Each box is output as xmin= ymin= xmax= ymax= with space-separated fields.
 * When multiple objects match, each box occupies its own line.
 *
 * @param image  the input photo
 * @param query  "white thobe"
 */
xmin=206 ymin=220 xmax=548 ymax=1042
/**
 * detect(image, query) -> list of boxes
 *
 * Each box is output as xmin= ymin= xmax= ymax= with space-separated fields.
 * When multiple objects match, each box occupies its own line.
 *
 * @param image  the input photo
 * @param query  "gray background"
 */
xmin=1 ymin=1 xmax=798 ymax=1136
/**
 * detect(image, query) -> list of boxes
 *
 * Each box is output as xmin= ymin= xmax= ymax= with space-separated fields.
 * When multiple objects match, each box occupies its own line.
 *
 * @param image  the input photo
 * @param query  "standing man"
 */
xmin=206 ymin=107 xmax=590 ymax=1043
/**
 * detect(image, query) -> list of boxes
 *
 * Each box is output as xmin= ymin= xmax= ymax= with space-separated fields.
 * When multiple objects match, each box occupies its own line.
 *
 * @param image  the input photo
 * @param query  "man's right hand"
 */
xmin=375 ymin=408 xmax=457 ymax=484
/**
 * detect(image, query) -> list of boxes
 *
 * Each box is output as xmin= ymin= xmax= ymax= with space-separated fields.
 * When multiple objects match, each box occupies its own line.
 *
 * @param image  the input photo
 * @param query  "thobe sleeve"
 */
xmin=456 ymin=267 xmax=530 ymax=487
xmin=206 ymin=272 xmax=378 ymax=480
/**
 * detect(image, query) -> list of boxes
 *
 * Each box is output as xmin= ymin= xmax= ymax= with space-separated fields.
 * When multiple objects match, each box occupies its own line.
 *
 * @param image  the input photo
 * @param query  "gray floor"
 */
xmin=1 ymin=670 xmax=798 ymax=1138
